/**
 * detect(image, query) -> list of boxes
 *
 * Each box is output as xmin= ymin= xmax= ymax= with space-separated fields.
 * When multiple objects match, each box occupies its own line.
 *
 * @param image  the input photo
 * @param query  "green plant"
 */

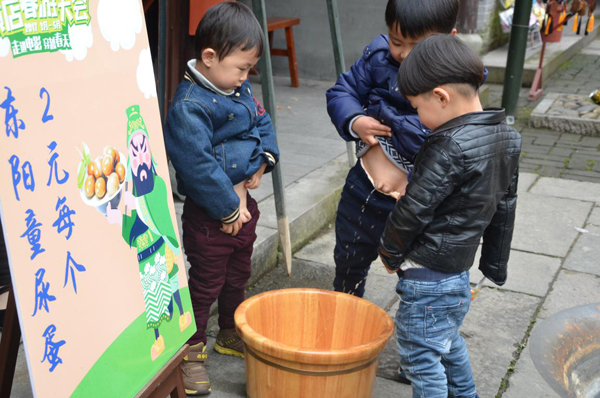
xmin=586 ymin=159 xmax=596 ymax=171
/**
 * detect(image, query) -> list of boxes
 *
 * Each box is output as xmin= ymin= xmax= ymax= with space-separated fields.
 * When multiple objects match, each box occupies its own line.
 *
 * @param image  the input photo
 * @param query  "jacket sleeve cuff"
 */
xmin=478 ymin=261 xmax=507 ymax=286
xmin=265 ymin=152 xmax=277 ymax=166
xmin=220 ymin=207 xmax=240 ymax=224
xmin=377 ymin=245 xmax=402 ymax=272
xmin=348 ymin=115 xmax=362 ymax=139
xmin=263 ymin=151 xmax=277 ymax=173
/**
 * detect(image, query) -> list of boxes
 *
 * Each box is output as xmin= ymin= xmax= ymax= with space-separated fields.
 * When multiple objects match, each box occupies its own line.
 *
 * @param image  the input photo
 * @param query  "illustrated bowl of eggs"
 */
xmin=77 ymin=143 xmax=126 ymax=216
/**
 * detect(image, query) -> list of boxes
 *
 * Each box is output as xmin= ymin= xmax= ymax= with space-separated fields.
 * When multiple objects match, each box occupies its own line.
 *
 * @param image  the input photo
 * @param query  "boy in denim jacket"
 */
xmin=164 ymin=3 xmax=279 ymax=395
xmin=379 ymin=35 xmax=520 ymax=398
xmin=326 ymin=0 xmax=458 ymax=299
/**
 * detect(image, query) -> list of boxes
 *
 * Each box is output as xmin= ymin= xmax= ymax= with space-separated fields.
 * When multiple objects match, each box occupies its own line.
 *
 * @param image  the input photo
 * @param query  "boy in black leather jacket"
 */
xmin=378 ymin=35 xmax=521 ymax=398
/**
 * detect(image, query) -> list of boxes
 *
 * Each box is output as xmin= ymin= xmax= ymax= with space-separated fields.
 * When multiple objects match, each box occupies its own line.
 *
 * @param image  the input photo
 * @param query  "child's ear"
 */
xmin=432 ymin=87 xmax=450 ymax=108
xmin=451 ymin=28 xmax=457 ymax=36
xmin=201 ymin=48 xmax=217 ymax=67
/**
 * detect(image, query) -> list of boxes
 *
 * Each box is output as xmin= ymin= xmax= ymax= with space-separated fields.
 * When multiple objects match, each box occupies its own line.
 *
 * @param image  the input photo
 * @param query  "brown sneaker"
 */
xmin=181 ymin=342 xmax=211 ymax=395
xmin=214 ymin=328 xmax=245 ymax=358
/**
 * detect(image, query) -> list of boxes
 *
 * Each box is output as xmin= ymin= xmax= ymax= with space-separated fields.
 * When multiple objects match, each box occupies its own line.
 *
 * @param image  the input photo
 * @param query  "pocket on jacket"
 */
xmin=439 ymin=238 xmax=479 ymax=265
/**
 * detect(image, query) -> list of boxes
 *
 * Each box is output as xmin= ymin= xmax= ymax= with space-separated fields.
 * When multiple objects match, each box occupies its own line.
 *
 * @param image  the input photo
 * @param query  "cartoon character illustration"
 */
xmin=107 ymin=105 xmax=192 ymax=360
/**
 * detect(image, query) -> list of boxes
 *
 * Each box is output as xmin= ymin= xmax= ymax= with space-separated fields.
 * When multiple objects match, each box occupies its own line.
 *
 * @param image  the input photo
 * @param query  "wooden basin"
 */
xmin=234 ymin=288 xmax=394 ymax=398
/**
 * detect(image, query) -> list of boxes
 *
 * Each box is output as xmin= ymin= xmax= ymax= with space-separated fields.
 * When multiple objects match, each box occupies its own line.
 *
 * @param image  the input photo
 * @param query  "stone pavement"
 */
xmin=484 ymin=37 xmax=600 ymax=184
xmin=198 ymin=172 xmax=600 ymax=398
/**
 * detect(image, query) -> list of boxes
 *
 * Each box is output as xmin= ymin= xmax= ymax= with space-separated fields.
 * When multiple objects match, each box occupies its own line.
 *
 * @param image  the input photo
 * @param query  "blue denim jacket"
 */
xmin=164 ymin=62 xmax=279 ymax=223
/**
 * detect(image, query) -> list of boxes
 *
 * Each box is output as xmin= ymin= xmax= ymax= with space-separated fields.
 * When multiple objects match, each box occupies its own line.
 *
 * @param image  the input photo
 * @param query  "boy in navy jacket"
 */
xmin=326 ymin=0 xmax=459 ymax=299
xmin=164 ymin=3 xmax=279 ymax=395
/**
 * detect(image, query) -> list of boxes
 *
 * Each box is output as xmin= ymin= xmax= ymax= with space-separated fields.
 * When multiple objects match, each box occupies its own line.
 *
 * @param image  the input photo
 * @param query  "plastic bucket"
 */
xmin=235 ymin=288 xmax=394 ymax=398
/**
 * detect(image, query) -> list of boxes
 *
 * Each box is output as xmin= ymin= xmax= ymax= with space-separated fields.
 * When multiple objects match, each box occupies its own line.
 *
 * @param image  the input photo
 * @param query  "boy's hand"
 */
xmin=353 ymin=116 xmax=392 ymax=146
xmin=240 ymin=208 xmax=252 ymax=224
xmin=221 ymin=218 xmax=243 ymax=237
xmin=245 ymin=163 xmax=267 ymax=189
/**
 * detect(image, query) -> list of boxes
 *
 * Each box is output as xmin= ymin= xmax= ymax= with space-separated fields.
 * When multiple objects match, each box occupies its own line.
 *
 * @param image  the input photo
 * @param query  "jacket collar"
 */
xmin=432 ymin=108 xmax=506 ymax=135
xmin=185 ymin=59 xmax=236 ymax=97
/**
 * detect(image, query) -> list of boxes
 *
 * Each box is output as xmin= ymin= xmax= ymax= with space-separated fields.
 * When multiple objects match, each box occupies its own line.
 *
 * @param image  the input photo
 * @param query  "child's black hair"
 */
xmin=194 ymin=2 xmax=264 ymax=60
xmin=398 ymin=34 xmax=484 ymax=98
xmin=385 ymin=0 xmax=459 ymax=39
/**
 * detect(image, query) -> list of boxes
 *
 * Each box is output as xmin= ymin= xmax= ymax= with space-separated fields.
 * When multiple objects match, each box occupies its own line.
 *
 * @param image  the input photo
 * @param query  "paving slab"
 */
xmin=502 ymin=336 xmax=561 ymax=398
xmin=589 ymin=205 xmax=600 ymax=225
xmin=539 ymin=269 xmax=600 ymax=320
xmin=518 ymin=171 xmax=539 ymax=192
xmin=247 ymin=225 xmax=279 ymax=284
xmin=377 ymin=305 xmax=402 ymax=382
xmin=294 ymin=227 xmax=400 ymax=280
xmin=581 ymin=37 xmax=600 ymax=55
xmin=530 ymin=176 xmax=600 ymax=204
xmin=469 ymin=249 xmax=562 ymax=297
xmin=511 ymin=192 xmax=592 ymax=257
xmin=257 ymin=155 xmax=348 ymax=252
xmin=373 ymin=375 xmax=412 ymax=397
xmin=247 ymin=76 xmax=347 ymax=201
xmin=203 ymin=337 xmax=247 ymax=398
xmin=290 ymin=230 xmax=398 ymax=310
xmin=461 ymin=288 xmax=541 ymax=398
xmin=562 ymin=224 xmax=600 ymax=277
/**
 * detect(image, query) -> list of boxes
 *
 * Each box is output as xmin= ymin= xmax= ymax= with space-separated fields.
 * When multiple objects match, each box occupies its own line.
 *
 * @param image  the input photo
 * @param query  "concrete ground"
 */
xmin=4 ymin=35 xmax=600 ymax=398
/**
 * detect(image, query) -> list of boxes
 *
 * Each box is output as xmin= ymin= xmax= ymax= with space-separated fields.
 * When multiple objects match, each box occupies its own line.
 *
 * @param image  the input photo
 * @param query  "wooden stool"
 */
xmin=267 ymin=17 xmax=300 ymax=87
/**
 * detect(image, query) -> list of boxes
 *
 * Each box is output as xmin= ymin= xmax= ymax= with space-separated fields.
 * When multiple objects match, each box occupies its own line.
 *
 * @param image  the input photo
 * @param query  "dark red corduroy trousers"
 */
xmin=182 ymin=194 xmax=259 ymax=345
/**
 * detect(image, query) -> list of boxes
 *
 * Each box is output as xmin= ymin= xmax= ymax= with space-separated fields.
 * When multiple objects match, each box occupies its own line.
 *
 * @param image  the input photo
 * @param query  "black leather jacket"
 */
xmin=378 ymin=109 xmax=521 ymax=285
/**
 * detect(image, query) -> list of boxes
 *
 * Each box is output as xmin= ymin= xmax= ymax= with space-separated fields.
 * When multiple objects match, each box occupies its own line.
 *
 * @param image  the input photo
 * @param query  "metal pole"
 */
xmin=501 ymin=0 xmax=534 ymax=119
xmin=158 ymin=0 xmax=167 ymax=123
xmin=252 ymin=0 xmax=293 ymax=275
xmin=326 ymin=0 xmax=356 ymax=167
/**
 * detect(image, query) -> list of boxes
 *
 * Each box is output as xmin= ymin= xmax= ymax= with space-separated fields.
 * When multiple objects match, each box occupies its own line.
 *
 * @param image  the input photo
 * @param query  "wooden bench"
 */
xmin=267 ymin=17 xmax=300 ymax=87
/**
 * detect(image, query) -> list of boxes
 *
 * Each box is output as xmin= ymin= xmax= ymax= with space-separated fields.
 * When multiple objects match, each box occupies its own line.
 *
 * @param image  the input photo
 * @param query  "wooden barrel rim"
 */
xmin=235 ymin=288 xmax=394 ymax=365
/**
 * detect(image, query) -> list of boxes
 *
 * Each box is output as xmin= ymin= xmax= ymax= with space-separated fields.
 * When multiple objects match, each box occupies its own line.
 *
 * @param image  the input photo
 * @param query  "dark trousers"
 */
xmin=333 ymin=161 xmax=397 ymax=297
xmin=182 ymin=194 xmax=259 ymax=345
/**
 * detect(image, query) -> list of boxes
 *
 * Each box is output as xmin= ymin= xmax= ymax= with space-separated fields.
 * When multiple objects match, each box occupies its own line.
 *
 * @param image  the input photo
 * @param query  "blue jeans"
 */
xmin=395 ymin=269 xmax=477 ymax=398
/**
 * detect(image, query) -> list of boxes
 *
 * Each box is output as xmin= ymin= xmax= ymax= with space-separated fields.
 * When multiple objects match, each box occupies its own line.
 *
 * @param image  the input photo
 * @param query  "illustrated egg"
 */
xmin=107 ymin=173 xmax=120 ymax=197
xmin=103 ymin=146 xmax=116 ymax=162
xmin=95 ymin=177 xmax=106 ymax=199
xmin=92 ymin=159 xmax=102 ymax=179
xmin=101 ymin=156 xmax=114 ymax=176
xmin=87 ymin=161 xmax=96 ymax=176
xmin=114 ymin=151 xmax=120 ymax=164
xmin=84 ymin=175 xmax=95 ymax=198
xmin=115 ymin=162 xmax=126 ymax=183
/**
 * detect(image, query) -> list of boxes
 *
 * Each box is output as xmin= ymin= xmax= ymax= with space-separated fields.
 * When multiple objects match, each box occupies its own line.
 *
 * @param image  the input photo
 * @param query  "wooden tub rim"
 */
xmin=234 ymin=288 xmax=394 ymax=366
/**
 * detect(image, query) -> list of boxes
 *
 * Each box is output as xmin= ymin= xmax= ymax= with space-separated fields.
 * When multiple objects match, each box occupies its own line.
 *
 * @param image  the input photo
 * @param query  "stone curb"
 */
xmin=530 ymin=92 xmax=600 ymax=136
xmin=484 ymin=26 xmax=600 ymax=86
